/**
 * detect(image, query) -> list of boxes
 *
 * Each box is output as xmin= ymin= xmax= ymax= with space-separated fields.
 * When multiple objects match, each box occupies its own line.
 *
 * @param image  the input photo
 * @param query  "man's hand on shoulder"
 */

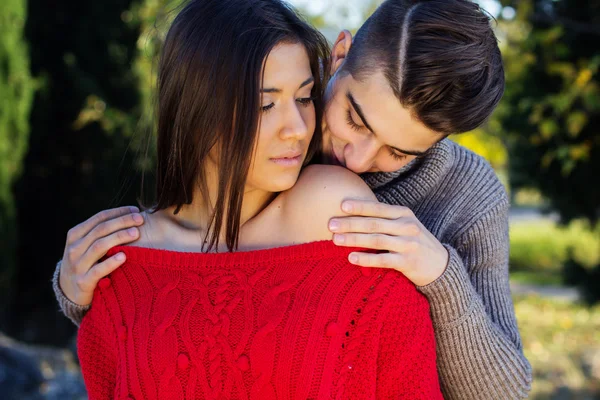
xmin=281 ymin=165 xmax=377 ymax=242
xmin=328 ymin=200 xmax=449 ymax=287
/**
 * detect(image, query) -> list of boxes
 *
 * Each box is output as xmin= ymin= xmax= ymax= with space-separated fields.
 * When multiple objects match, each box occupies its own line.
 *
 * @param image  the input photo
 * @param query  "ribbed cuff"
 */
xmin=416 ymin=244 xmax=479 ymax=329
xmin=52 ymin=260 xmax=90 ymax=327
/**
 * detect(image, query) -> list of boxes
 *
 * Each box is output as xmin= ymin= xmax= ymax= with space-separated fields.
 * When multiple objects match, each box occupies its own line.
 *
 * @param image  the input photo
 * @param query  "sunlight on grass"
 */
xmin=515 ymin=295 xmax=600 ymax=399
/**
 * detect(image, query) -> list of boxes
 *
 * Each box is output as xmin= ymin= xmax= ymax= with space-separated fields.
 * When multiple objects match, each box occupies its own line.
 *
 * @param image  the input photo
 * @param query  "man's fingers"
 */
xmin=333 ymin=232 xmax=396 ymax=251
xmin=341 ymin=200 xmax=412 ymax=219
xmin=333 ymin=232 xmax=418 ymax=253
xmin=80 ymin=252 xmax=127 ymax=292
xmin=329 ymin=216 xmax=421 ymax=236
xmin=86 ymin=252 xmax=127 ymax=284
xmin=347 ymin=251 xmax=402 ymax=270
xmin=78 ymin=229 xmax=139 ymax=273
xmin=79 ymin=212 xmax=144 ymax=253
xmin=66 ymin=206 xmax=139 ymax=245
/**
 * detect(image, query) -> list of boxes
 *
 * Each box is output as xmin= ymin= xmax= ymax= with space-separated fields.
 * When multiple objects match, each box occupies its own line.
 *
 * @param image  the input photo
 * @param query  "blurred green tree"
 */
xmin=0 ymin=0 xmax=34 ymax=324
xmin=497 ymin=0 xmax=600 ymax=304
xmin=496 ymin=0 xmax=600 ymax=225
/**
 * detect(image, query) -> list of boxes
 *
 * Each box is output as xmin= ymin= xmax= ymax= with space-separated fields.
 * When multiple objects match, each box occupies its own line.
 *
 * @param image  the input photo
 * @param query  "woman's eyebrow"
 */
xmin=299 ymin=76 xmax=314 ymax=89
xmin=261 ymin=76 xmax=314 ymax=93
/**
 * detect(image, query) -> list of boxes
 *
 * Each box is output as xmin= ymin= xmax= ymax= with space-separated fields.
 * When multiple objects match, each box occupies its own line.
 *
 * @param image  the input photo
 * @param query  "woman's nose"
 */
xmin=280 ymin=104 xmax=308 ymax=140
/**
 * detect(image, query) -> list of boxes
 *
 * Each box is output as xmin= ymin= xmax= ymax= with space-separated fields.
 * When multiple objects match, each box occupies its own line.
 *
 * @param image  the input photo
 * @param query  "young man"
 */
xmin=54 ymin=0 xmax=531 ymax=398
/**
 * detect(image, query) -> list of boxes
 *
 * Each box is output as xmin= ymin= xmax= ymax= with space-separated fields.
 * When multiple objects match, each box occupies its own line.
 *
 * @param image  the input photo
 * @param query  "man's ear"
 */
xmin=330 ymin=30 xmax=353 ymax=75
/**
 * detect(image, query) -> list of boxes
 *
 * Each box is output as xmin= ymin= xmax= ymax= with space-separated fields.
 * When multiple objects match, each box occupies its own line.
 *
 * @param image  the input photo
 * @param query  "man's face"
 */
xmin=321 ymin=35 xmax=442 ymax=174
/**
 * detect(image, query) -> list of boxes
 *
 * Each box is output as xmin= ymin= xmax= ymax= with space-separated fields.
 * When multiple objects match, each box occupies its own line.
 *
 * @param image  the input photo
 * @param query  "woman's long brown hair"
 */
xmin=149 ymin=0 xmax=330 ymax=251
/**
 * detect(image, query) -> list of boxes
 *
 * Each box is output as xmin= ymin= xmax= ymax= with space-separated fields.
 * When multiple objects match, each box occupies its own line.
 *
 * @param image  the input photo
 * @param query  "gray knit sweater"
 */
xmin=53 ymin=138 xmax=532 ymax=399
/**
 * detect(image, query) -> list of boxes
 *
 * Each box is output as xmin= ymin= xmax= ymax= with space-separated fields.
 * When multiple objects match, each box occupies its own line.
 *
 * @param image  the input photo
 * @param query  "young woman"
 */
xmin=72 ymin=0 xmax=442 ymax=399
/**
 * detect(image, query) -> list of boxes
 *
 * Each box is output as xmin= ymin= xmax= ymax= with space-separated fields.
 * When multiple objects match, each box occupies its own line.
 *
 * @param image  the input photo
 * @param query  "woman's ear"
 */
xmin=330 ymin=30 xmax=353 ymax=75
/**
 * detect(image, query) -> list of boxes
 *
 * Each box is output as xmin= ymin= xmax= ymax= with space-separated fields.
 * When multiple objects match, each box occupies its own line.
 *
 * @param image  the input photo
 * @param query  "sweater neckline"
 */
xmin=361 ymin=138 xmax=455 ymax=208
xmin=106 ymin=240 xmax=358 ymax=270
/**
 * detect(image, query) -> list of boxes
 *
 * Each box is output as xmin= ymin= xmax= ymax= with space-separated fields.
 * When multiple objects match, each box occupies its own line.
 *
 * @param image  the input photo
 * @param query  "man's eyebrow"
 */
xmin=261 ymin=76 xmax=314 ymax=94
xmin=346 ymin=91 xmax=375 ymax=134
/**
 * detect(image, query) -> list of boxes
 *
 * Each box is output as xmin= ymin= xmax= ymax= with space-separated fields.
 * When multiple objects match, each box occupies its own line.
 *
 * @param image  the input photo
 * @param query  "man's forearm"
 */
xmin=418 ymin=245 xmax=532 ymax=399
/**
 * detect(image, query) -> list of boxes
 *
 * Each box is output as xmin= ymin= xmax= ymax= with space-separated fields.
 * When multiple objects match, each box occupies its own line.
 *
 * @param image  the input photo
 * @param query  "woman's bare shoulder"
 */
xmin=278 ymin=164 xmax=376 ymax=242
xmin=123 ymin=210 xmax=167 ymax=249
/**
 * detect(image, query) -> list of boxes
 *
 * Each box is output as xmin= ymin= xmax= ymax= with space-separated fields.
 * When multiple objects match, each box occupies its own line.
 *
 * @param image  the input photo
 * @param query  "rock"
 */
xmin=0 ymin=332 xmax=87 ymax=400
xmin=0 ymin=345 xmax=45 ymax=400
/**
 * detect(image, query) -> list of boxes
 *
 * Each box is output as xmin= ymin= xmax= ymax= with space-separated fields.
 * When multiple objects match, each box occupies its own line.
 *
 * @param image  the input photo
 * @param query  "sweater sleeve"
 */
xmin=52 ymin=260 xmax=90 ymax=326
xmin=376 ymin=288 xmax=443 ymax=399
xmin=416 ymin=200 xmax=532 ymax=399
xmin=77 ymin=292 xmax=118 ymax=400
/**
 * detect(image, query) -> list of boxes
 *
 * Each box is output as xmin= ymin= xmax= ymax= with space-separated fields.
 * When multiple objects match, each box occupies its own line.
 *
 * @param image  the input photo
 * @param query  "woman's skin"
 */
xmin=60 ymin=42 xmax=375 ymax=306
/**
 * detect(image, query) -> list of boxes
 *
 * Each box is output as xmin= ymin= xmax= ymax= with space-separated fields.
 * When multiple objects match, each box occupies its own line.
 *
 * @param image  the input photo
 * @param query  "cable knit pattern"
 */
xmin=364 ymin=139 xmax=532 ymax=399
xmin=77 ymin=241 xmax=442 ymax=400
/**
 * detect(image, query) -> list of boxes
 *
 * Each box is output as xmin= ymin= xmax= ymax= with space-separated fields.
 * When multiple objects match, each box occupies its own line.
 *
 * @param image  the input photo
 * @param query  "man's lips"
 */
xmin=331 ymin=147 xmax=345 ymax=167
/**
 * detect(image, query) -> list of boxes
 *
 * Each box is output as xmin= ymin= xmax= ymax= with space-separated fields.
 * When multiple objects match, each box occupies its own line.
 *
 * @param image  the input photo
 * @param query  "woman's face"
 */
xmin=245 ymin=42 xmax=316 ymax=194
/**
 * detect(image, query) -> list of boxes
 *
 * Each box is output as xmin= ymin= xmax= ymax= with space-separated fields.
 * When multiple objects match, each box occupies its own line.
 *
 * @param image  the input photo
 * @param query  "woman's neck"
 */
xmin=161 ymin=162 xmax=277 ymax=246
xmin=168 ymin=187 xmax=275 ymax=231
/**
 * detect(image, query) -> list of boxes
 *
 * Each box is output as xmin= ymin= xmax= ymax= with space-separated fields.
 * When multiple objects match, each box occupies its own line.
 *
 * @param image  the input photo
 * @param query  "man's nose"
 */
xmin=345 ymin=138 xmax=377 ymax=173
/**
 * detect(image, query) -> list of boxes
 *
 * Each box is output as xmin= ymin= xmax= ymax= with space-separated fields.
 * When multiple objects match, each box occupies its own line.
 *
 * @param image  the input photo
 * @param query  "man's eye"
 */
xmin=389 ymin=149 xmax=407 ymax=161
xmin=346 ymin=109 xmax=362 ymax=132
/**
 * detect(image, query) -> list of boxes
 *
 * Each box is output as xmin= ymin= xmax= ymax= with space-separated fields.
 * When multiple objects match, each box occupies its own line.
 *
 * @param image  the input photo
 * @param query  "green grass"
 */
xmin=510 ymin=271 xmax=564 ymax=286
xmin=509 ymin=219 xmax=600 ymax=285
xmin=515 ymin=295 xmax=600 ymax=399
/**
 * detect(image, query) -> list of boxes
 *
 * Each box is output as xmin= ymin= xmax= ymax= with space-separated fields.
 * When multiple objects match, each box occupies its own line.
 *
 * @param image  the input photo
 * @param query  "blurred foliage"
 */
xmin=128 ymin=0 xmax=180 ymax=166
xmin=515 ymin=295 xmax=600 ymax=398
xmin=563 ymin=253 xmax=600 ymax=306
xmin=495 ymin=0 xmax=600 ymax=225
xmin=0 ymin=0 xmax=34 ymax=321
xmin=294 ymin=0 xmax=383 ymax=34
xmin=509 ymin=219 xmax=599 ymax=274
xmin=512 ymin=187 xmax=546 ymax=207
xmin=451 ymin=128 xmax=508 ymax=170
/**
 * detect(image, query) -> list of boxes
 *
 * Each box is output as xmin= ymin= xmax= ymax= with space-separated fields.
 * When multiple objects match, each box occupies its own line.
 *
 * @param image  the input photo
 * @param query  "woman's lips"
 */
xmin=270 ymin=154 xmax=303 ymax=166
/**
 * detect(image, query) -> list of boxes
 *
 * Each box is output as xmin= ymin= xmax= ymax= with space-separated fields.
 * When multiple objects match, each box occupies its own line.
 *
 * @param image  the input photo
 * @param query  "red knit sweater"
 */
xmin=77 ymin=241 xmax=442 ymax=400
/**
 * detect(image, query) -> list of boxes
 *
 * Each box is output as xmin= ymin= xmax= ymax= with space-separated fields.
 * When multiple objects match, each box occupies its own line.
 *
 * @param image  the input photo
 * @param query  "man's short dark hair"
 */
xmin=343 ymin=0 xmax=504 ymax=135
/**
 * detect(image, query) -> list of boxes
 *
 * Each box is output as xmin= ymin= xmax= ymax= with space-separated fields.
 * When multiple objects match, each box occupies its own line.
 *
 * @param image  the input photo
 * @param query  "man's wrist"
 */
xmin=416 ymin=244 xmax=477 ymax=327
xmin=52 ymin=260 xmax=90 ymax=326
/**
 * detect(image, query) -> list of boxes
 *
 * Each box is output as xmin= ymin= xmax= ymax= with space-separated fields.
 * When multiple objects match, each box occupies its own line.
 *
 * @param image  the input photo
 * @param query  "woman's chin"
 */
xmin=262 ymin=172 xmax=303 ymax=193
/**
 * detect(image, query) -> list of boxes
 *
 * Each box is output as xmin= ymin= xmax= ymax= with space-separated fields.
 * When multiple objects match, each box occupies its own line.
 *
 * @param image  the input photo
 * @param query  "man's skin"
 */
xmin=60 ymin=30 xmax=449 ymax=307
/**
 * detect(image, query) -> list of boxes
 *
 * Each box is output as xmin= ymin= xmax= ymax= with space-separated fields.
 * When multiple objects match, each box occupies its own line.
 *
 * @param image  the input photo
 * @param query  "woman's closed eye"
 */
xmin=261 ymin=97 xmax=314 ymax=113
xmin=262 ymin=103 xmax=275 ymax=112
xmin=297 ymin=96 xmax=315 ymax=107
